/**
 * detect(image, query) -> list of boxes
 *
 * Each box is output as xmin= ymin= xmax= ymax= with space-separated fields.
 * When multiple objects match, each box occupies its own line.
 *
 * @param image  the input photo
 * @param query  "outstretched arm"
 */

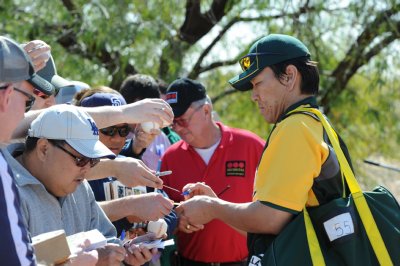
xmin=85 ymin=157 xmax=163 ymax=189
xmin=12 ymin=99 xmax=173 ymax=141
xmin=99 ymin=192 xmax=173 ymax=222
xmin=83 ymin=98 xmax=173 ymax=129
xmin=176 ymin=196 xmax=293 ymax=235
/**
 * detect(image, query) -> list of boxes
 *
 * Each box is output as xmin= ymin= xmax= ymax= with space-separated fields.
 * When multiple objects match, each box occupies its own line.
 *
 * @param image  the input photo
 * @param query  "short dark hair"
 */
xmin=270 ymin=57 xmax=319 ymax=95
xmin=25 ymin=137 xmax=65 ymax=153
xmin=156 ymin=78 xmax=168 ymax=95
xmin=119 ymin=74 xmax=160 ymax=103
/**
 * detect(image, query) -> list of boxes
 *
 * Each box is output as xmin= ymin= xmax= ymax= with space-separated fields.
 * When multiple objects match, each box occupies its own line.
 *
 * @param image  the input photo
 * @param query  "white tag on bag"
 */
xmin=323 ymin=212 xmax=355 ymax=241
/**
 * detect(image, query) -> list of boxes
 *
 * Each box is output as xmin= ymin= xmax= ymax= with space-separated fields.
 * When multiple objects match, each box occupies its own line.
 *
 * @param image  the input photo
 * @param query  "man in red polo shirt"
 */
xmin=161 ymin=78 xmax=265 ymax=266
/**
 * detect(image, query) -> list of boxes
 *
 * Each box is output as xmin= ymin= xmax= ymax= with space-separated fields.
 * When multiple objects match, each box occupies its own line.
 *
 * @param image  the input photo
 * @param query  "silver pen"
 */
xmin=156 ymin=170 xmax=172 ymax=177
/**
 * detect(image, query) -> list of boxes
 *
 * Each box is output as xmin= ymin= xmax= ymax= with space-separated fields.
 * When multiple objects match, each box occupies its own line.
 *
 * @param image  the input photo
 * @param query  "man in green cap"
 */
xmin=176 ymin=34 xmax=350 ymax=264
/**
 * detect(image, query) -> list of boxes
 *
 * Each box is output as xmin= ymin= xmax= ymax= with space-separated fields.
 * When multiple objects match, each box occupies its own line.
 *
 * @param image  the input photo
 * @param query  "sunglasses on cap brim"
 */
xmin=239 ymin=52 xmax=283 ymax=71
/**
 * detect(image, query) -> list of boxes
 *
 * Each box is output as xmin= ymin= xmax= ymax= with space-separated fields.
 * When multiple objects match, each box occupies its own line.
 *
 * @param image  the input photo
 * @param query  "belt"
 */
xmin=179 ymin=256 xmax=247 ymax=266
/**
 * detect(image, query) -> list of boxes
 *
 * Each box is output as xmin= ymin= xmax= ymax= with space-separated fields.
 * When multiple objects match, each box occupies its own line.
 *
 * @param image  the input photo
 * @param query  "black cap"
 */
xmin=27 ymin=73 xmax=55 ymax=96
xmin=166 ymin=78 xmax=206 ymax=117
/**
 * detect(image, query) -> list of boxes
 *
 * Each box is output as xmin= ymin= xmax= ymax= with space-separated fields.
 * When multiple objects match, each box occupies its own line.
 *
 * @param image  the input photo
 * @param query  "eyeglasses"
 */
xmin=172 ymin=105 xmax=204 ymax=128
xmin=33 ymin=88 xmax=51 ymax=99
xmin=0 ymin=84 xmax=35 ymax=112
xmin=239 ymin=52 xmax=283 ymax=71
xmin=100 ymin=125 xmax=131 ymax=137
xmin=54 ymin=143 xmax=100 ymax=168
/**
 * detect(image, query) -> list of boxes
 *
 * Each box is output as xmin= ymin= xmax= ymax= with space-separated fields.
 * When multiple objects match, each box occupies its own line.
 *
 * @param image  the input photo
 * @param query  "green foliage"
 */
xmin=329 ymin=65 xmax=400 ymax=181
xmin=218 ymin=90 xmax=272 ymax=139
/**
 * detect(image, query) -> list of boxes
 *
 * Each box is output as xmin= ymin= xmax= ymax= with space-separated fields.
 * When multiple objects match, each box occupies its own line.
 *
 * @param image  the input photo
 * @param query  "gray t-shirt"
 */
xmin=2 ymin=143 xmax=116 ymax=238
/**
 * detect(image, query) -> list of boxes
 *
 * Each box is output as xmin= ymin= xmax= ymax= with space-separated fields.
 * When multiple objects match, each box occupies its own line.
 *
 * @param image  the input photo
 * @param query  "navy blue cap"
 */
xmin=80 ymin=92 xmax=126 ymax=107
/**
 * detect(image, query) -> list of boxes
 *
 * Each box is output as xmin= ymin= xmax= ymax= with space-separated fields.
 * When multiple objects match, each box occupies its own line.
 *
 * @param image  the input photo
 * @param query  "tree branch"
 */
xmin=53 ymin=0 xmax=137 ymax=88
xmin=212 ymin=87 xmax=236 ymax=104
xmin=188 ymin=17 xmax=239 ymax=78
xmin=321 ymin=5 xmax=400 ymax=113
xmin=188 ymin=4 xmax=346 ymax=79
xmin=197 ymin=58 xmax=239 ymax=75
xmin=179 ymin=0 xmax=232 ymax=44
xmin=61 ymin=0 xmax=81 ymax=19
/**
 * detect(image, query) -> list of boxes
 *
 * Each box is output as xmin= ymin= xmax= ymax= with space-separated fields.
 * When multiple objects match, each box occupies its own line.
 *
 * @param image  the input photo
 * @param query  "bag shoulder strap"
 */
xmin=304 ymin=207 xmax=326 ymax=265
xmin=285 ymin=109 xmax=348 ymax=197
xmin=288 ymin=107 xmax=393 ymax=265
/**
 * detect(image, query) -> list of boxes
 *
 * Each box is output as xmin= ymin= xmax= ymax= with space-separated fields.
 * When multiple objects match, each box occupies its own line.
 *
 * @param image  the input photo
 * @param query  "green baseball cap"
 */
xmin=229 ymin=34 xmax=310 ymax=91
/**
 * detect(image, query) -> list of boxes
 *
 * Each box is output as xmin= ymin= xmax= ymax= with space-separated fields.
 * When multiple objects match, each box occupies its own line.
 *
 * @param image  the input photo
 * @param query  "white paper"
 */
xmin=323 ymin=212 xmax=355 ymax=242
xmin=67 ymin=229 xmax=107 ymax=252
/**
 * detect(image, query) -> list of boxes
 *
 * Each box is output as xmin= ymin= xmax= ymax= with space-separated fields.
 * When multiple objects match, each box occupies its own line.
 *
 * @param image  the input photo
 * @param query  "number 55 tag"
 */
xmin=323 ymin=212 xmax=355 ymax=242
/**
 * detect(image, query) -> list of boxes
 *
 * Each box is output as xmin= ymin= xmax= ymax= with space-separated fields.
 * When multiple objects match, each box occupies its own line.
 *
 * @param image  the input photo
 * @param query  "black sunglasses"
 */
xmin=239 ymin=52 xmax=284 ymax=71
xmin=0 ymin=85 xmax=35 ymax=112
xmin=54 ymin=143 xmax=100 ymax=168
xmin=100 ymin=125 xmax=131 ymax=137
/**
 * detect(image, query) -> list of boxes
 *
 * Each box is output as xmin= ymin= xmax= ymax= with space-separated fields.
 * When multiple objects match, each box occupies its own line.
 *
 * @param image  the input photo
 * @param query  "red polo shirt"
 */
xmin=161 ymin=122 xmax=265 ymax=263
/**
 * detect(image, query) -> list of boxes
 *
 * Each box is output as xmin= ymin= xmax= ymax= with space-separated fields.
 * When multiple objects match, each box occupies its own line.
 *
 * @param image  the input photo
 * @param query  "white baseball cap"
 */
xmin=28 ymin=104 xmax=115 ymax=159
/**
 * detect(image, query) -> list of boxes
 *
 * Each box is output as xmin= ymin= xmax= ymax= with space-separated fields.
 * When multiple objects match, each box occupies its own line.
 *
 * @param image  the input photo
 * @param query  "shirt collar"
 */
xmin=276 ymin=96 xmax=318 ymax=123
xmin=5 ymin=143 xmax=44 ymax=187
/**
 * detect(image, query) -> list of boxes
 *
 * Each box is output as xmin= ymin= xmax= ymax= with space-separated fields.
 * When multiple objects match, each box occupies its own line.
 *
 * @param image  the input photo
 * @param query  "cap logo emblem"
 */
xmin=166 ymin=92 xmax=178 ymax=104
xmin=242 ymin=57 xmax=251 ymax=70
xmin=87 ymin=118 xmax=99 ymax=135
xmin=111 ymin=97 xmax=122 ymax=106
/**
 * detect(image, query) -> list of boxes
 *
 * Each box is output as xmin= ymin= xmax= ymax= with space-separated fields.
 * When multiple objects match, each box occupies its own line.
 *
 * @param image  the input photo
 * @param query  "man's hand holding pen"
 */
xmin=156 ymin=159 xmax=229 ymax=234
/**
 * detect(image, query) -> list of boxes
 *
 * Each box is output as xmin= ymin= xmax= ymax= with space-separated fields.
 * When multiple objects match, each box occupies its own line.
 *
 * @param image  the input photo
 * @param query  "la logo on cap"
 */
xmin=87 ymin=119 xmax=99 ymax=136
xmin=166 ymin=92 xmax=178 ymax=104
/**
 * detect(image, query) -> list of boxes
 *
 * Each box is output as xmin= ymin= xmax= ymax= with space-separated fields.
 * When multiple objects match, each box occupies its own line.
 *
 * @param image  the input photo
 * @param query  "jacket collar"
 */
xmin=276 ymin=96 xmax=318 ymax=123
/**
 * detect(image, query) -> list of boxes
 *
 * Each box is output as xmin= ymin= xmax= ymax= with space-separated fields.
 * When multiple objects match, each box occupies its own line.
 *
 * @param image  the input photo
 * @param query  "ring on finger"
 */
xmin=186 ymin=224 xmax=191 ymax=230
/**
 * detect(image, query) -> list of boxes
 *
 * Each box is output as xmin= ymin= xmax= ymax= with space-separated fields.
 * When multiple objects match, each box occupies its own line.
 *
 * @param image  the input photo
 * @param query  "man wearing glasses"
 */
xmin=2 ymin=104 xmax=158 ymax=266
xmin=161 ymin=78 xmax=265 ymax=266
xmin=0 ymin=36 xmax=54 ymax=265
xmin=0 ymin=39 xmax=54 ymax=120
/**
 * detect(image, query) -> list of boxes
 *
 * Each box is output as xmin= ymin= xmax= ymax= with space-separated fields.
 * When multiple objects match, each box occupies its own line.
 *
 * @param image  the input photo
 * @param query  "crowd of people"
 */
xmin=1 ymin=32 xmax=352 ymax=266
